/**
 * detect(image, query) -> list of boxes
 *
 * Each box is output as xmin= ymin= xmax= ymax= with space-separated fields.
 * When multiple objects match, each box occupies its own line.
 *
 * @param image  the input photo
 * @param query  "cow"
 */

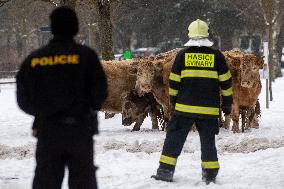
xmin=101 ymin=60 xmax=137 ymax=113
xmin=134 ymin=48 xmax=263 ymax=133
xmin=223 ymin=49 xmax=264 ymax=132
xmin=134 ymin=49 xmax=179 ymax=125
xmin=121 ymin=90 xmax=165 ymax=131
xmin=100 ymin=60 xmax=163 ymax=131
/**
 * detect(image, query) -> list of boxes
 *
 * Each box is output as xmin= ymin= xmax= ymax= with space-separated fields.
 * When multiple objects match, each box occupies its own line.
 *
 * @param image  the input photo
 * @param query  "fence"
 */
xmin=0 ymin=70 xmax=18 ymax=80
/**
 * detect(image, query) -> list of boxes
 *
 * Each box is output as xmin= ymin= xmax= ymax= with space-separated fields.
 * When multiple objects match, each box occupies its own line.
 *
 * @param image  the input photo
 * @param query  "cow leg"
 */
xmin=162 ymin=120 xmax=167 ymax=131
xmin=105 ymin=112 xmax=115 ymax=119
xmin=231 ymin=105 xmax=240 ymax=133
xmin=247 ymin=107 xmax=258 ymax=129
xmin=132 ymin=122 xmax=142 ymax=131
xmin=223 ymin=115 xmax=231 ymax=129
xmin=132 ymin=114 xmax=147 ymax=131
xmin=232 ymin=118 xmax=240 ymax=133
xmin=191 ymin=123 xmax=197 ymax=132
xmin=251 ymin=101 xmax=260 ymax=129
xmin=251 ymin=114 xmax=259 ymax=129
xmin=149 ymin=110 xmax=159 ymax=130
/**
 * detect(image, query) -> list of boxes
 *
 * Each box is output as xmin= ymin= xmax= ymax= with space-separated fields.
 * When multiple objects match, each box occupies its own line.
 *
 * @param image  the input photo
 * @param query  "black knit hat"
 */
xmin=50 ymin=6 xmax=79 ymax=37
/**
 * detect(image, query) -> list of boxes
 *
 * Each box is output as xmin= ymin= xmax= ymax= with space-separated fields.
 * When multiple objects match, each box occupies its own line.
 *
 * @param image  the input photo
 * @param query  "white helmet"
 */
xmin=188 ymin=19 xmax=209 ymax=38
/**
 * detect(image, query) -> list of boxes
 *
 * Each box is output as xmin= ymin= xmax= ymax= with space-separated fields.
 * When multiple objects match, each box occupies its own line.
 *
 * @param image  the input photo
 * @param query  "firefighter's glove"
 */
xmin=222 ymin=105 xmax=232 ymax=116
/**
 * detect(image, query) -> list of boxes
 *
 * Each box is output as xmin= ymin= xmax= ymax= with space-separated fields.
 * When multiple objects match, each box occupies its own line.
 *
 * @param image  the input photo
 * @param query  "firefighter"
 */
xmin=151 ymin=19 xmax=232 ymax=184
xmin=16 ymin=6 xmax=107 ymax=189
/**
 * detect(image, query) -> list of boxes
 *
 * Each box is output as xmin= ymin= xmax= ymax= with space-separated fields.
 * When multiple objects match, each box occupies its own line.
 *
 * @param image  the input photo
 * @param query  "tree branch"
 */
xmin=0 ymin=0 xmax=11 ymax=7
xmin=40 ymin=0 xmax=58 ymax=6
xmin=271 ymin=0 xmax=281 ymax=24
xmin=259 ymin=0 xmax=270 ymax=25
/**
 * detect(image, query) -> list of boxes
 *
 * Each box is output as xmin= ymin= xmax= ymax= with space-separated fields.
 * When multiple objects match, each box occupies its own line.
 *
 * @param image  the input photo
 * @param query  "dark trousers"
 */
xmin=160 ymin=114 xmax=219 ymax=170
xmin=33 ymin=119 xmax=97 ymax=189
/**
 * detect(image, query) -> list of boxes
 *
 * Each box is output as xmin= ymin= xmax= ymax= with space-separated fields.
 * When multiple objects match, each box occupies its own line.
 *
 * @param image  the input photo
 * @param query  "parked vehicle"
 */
xmin=114 ymin=54 xmax=123 ymax=61
xmin=132 ymin=47 xmax=160 ymax=58
xmin=157 ymin=38 xmax=183 ymax=52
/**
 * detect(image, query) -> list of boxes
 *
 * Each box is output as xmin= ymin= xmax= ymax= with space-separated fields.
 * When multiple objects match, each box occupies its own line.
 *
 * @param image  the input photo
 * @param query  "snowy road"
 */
xmin=1 ymin=77 xmax=284 ymax=189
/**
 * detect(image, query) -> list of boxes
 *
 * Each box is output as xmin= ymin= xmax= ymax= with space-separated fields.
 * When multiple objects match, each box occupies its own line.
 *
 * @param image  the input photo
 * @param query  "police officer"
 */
xmin=151 ymin=19 xmax=232 ymax=184
xmin=16 ymin=6 xmax=107 ymax=189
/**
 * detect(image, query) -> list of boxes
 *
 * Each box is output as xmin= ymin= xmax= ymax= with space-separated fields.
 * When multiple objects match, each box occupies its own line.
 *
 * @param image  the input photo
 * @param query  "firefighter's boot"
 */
xmin=202 ymin=168 xmax=219 ymax=185
xmin=151 ymin=168 xmax=174 ymax=182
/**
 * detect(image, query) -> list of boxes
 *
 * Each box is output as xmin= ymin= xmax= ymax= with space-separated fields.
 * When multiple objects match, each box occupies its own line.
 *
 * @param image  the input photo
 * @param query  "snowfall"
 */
xmin=0 ymin=74 xmax=284 ymax=189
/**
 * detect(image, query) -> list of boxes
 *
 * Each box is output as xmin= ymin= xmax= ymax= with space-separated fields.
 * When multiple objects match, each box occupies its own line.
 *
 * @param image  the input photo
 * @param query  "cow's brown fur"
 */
xmin=101 ymin=60 xmax=138 ymax=113
xmin=223 ymin=49 xmax=263 ymax=132
xmin=134 ymin=49 xmax=179 ymax=125
xmin=100 ymin=60 xmax=163 ymax=131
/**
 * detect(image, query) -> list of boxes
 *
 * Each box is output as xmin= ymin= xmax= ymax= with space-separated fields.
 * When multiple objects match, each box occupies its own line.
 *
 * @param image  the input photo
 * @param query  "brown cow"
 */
xmin=101 ymin=60 xmax=137 ymax=113
xmin=100 ymin=60 xmax=162 ymax=131
xmin=121 ymin=90 xmax=164 ymax=131
xmin=134 ymin=49 xmax=179 ymax=124
xmin=223 ymin=49 xmax=263 ymax=132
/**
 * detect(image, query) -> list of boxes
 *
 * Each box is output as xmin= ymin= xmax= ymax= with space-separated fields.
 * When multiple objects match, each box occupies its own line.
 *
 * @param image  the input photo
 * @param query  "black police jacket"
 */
xmin=16 ymin=37 xmax=108 ymax=121
xmin=169 ymin=46 xmax=233 ymax=119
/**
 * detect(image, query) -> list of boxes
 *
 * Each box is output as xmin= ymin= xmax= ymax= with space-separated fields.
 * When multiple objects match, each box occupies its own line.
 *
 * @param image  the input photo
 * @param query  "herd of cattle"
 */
xmin=100 ymin=48 xmax=264 ymax=133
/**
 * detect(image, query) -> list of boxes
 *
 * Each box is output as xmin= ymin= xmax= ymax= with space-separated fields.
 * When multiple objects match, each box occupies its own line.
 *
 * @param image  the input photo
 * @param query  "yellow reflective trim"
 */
xmin=221 ymin=87 xmax=232 ymax=96
xmin=169 ymin=88 xmax=179 ymax=96
xmin=175 ymin=103 xmax=219 ymax=115
xmin=185 ymin=53 xmax=215 ymax=68
xmin=169 ymin=72 xmax=181 ymax=82
xmin=31 ymin=58 xmax=40 ymax=68
xmin=160 ymin=155 xmax=177 ymax=166
xmin=201 ymin=161 xmax=220 ymax=169
xmin=218 ymin=71 xmax=232 ymax=82
xmin=181 ymin=70 xmax=218 ymax=79
xmin=31 ymin=55 xmax=80 ymax=68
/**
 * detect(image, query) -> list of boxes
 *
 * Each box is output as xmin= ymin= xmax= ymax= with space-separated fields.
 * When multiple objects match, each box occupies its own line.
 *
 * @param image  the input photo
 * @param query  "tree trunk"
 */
xmin=62 ymin=0 xmax=76 ymax=9
xmin=273 ymin=17 xmax=283 ymax=78
xmin=277 ymin=20 xmax=284 ymax=63
xmin=94 ymin=0 xmax=114 ymax=61
xmin=220 ymin=34 xmax=233 ymax=51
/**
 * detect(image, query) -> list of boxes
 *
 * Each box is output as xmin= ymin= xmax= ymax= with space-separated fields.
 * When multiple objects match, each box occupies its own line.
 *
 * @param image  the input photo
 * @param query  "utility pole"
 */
xmin=263 ymin=42 xmax=269 ymax=109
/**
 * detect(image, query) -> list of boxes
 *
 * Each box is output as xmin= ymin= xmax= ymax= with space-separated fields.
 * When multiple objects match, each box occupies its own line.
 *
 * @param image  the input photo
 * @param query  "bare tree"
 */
xmin=90 ymin=0 xmax=115 ymax=60
xmin=0 ymin=0 xmax=11 ymax=7
xmin=259 ymin=0 xmax=284 ymax=101
xmin=39 ymin=0 xmax=115 ymax=60
xmin=40 ymin=0 xmax=77 ymax=8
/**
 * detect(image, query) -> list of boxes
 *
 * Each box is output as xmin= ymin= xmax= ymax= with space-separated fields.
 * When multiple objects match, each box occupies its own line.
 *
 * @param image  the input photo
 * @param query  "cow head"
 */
xmin=239 ymin=55 xmax=263 ymax=88
xmin=225 ymin=50 xmax=263 ymax=88
xmin=121 ymin=91 xmax=150 ymax=126
xmin=135 ymin=59 xmax=163 ymax=96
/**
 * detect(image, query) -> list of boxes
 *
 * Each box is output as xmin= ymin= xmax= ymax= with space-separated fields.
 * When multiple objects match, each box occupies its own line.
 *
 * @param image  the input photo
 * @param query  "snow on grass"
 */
xmin=1 ymin=77 xmax=284 ymax=188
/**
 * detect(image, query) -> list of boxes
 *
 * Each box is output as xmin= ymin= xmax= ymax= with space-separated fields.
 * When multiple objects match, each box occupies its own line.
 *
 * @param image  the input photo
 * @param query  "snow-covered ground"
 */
xmin=1 ymin=77 xmax=284 ymax=189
